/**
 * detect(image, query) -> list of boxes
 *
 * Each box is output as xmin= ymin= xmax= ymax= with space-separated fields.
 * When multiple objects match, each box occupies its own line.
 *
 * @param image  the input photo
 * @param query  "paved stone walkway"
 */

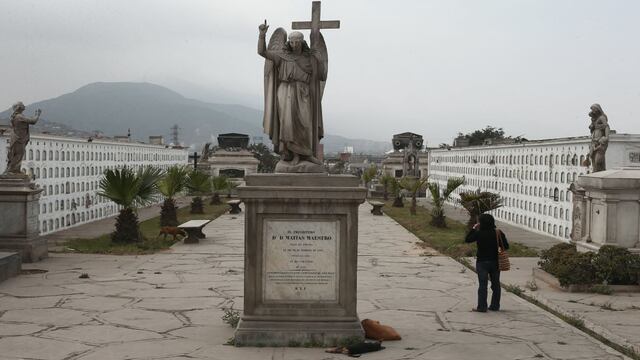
xmin=505 ymin=257 xmax=640 ymax=357
xmin=0 ymin=206 xmax=629 ymax=359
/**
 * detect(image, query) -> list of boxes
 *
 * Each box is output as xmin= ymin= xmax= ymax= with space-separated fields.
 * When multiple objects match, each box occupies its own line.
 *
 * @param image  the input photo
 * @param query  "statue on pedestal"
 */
xmin=582 ymin=104 xmax=610 ymax=173
xmin=258 ymin=23 xmax=327 ymax=172
xmin=3 ymin=102 xmax=41 ymax=176
xmin=257 ymin=3 xmax=339 ymax=173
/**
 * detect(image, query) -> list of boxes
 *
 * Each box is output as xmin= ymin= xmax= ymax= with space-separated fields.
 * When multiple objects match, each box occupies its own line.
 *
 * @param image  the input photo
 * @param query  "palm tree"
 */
xmin=380 ymin=174 xmax=395 ymax=201
xmin=210 ymin=175 xmax=230 ymax=205
xmin=361 ymin=165 xmax=378 ymax=197
xmin=400 ymin=176 xmax=429 ymax=215
xmin=157 ymin=165 xmax=189 ymax=227
xmin=426 ymin=177 xmax=465 ymax=228
xmin=226 ymin=180 xmax=239 ymax=199
xmin=390 ymin=177 xmax=404 ymax=208
xmin=98 ymin=166 xmax=162 ymax=243
xmin=186 ymin=170 xmax=211 ymax=214
xmin=459 ymin=189 xmax=503 ymax=229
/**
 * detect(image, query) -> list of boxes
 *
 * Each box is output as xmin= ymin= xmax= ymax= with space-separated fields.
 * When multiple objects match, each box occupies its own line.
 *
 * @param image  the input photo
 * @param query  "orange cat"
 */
xmin=361 ymin=319 xmax=401 ymax=341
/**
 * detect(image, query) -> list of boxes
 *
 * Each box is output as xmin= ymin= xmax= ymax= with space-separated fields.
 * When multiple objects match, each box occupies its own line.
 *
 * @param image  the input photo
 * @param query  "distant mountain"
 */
xmin=0 ymin=82 xmax=390 ymax=154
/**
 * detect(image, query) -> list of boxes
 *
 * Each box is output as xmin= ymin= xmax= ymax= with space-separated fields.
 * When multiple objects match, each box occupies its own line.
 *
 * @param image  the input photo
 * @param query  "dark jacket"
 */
xmin=465 ymin=228 xmax=509 ymax=262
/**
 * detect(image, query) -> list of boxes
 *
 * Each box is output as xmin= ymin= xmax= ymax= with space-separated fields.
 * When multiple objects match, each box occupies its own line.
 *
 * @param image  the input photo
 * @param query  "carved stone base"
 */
xmin=0 ymin=177 xmax=46 ymax=262
xmin=275 ymin=160 xmax=325 ymax=173
xmin=234 ymin=319 xmax=364 ymax=347
xmin=235 ymin=174 xmax=367 ymax=346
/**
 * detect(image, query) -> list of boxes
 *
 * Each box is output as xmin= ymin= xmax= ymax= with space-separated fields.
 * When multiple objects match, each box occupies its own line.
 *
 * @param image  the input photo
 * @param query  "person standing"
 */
xmin=465 ymin=213 xmax=509 ymax=312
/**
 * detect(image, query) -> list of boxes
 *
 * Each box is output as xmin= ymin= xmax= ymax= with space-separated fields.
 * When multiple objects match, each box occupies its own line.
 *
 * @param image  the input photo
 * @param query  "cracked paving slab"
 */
xmin=0 ymin=206 xmax=632 ymax=359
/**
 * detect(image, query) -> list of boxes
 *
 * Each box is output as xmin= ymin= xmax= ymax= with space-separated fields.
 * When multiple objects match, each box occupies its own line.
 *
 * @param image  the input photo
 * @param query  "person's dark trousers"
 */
xmin=476 ymin=260 xmax=501 ymax=311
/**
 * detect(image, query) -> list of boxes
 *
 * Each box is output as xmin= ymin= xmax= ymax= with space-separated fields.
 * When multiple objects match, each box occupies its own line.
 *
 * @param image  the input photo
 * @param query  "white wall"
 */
xmin=427 ymin=134 xmax=640 ymax=242
xmin=1 ymin=133 xmax=188 ymax=235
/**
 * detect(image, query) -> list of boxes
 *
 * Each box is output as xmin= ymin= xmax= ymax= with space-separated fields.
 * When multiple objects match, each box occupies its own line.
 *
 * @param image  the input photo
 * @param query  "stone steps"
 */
xmin=0 ymin=251 xmax=21 ymax=283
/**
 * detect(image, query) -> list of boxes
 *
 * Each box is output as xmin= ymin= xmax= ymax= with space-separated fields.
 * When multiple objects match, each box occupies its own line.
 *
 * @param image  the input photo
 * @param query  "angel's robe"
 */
xmin=259 ymin=35 xmax=325 ymax=159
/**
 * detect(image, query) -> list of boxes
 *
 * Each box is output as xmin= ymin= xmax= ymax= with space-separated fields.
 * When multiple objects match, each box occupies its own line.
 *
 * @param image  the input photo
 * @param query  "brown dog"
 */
xmin=361 ymin=319 xmax=401 ymax=341
xmin=157 ymin=226 xmax=187 ymax=241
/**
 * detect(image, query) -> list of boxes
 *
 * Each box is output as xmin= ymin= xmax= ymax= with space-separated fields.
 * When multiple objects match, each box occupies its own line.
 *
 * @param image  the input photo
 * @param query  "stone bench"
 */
xmin=228 ymin=199 xmax=242 ymax=214
xmin=369 ymin=201 xmax=384 ymax=216
xmin=177 ymin=220 xmax=212 ymax=244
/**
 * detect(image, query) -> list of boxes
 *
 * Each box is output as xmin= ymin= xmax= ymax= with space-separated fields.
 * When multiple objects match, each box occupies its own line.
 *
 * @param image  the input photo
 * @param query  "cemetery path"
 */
xmin=0 ymin=205 xmax=631 ymax=359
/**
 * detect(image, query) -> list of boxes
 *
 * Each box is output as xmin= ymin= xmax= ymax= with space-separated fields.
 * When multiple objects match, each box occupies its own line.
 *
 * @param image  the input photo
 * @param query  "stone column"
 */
xmin=234 ymin=173 xmax=366 ymax=346
xmin=0 ymin=176 xmax=47 ymax=262
xmin=569 ymin=183 xmax=586 ymax=243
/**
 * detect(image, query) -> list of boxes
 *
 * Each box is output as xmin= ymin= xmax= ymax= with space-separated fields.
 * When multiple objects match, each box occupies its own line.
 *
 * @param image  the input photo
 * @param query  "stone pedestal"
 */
xmin=234 ymin=174 xmax=366 ymax=346
xmin=0 ymin=176 xmax=47 ymax=262
xmin=574 ymin=167 xmax=640 ymax=253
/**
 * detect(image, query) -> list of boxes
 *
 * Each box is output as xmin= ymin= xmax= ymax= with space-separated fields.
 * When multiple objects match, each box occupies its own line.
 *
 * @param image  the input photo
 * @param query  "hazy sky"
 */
xmin=1 ymin=0 xmax=639 ymax=146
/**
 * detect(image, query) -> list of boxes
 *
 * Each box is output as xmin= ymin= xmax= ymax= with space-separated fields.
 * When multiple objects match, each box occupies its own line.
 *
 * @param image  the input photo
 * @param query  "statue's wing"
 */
xmin=315 ymin=32 xmax=329 ymax=99
xmin=264 ymin=27 xmax=287 ymax=80
xmin=263 ymin=28 xmax=286 ymax=145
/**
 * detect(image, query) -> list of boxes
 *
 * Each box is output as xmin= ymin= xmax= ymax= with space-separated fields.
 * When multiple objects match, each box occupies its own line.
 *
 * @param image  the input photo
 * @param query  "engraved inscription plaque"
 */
xmin=263 ymin=219 xmax=339 ymax=302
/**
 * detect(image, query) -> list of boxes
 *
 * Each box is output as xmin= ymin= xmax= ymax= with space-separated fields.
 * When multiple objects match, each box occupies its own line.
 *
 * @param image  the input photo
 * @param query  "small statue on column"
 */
xmin=582 ymin=103 xmax=609 ymax=173
xmin=3 ymin=102 xmax=41 ymax=176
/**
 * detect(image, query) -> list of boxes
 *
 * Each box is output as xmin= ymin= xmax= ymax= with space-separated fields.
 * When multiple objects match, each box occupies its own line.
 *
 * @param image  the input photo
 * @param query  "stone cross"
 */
xmin=292 ymin=1 xmax=340 ymax=47
xmin=189 ymin=152 xmax=200 ymax=170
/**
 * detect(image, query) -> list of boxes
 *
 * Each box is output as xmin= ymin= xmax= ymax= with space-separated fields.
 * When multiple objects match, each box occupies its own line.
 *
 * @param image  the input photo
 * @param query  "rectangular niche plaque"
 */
xmin=263 ymin=219 xmax=339 ymax=302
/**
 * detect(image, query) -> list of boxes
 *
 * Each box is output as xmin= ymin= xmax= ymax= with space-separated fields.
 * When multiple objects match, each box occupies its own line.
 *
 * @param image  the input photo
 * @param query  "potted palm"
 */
xmin=98 ymin=166 xmax=162 ymax=243
xmin=426 ymin=177 xmax=465 ymax=228
xmin=400 ymin=176 xmax=428 ymax=215
xmin=186 ymin=170 xmax=211 ymax=214
xmin=157 ymin=165 xmax=189 ymax=227
xmin=390 ymin=177 xmax=404 ymax=208
xmin=210 ymin=175 xmax=230 ymax=205
xmin=361 ymin=165 xmax=378 ymax=197
xmin=459 ymin=190 xmax=503 ymax=229
xmin=380 ymin=174 xmax=394 ymax=201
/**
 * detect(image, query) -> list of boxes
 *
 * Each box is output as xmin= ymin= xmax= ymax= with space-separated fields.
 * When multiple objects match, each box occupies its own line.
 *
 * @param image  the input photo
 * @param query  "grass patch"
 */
xmin=64 ymin=202 xmax=229 ymax=254
xmin=381 ymin=200 xmax=538 ymax=257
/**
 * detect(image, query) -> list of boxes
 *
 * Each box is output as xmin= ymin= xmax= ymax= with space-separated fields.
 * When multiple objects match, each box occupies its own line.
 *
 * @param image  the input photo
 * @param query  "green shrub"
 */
xmin=593 ymin=245 xmax=640 ymax=285
xmin=555 ymin=252 xmax=597 ymax=287
xmin=539 ymin=243 xmax=640 ymax=287
xmin=538 ymin=243 xmax=578 ymax=275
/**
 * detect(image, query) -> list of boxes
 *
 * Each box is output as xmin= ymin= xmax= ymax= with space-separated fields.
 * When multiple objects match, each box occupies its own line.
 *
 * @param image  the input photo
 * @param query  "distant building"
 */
xmin=148 ymin=136 xmax=165 ymax=145
xmin=382 ymin=132 xmax=428 ymax=178
xmin=201 ymin=133 xmax=258 ymax=179
xmin=427 ymin=133 xmax=640 ymax=242
xmin=0 ymin=132 xmax=188 ymax=235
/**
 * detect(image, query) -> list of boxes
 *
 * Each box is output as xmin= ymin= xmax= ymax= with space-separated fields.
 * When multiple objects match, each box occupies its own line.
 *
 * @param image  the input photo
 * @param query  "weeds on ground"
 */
xmin=222 ymin=308 xmax=241 ymax=328
xmin=525 ymin=279 xmax=538 ymax=291
xmin=504 ymin=284 xmax=524 ymax=296
xmin=600 ymin=302 xmax=615 ymax=311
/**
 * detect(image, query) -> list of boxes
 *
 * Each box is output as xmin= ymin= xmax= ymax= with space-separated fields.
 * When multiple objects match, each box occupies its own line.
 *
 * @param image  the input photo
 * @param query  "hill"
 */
xmin=0 ymin=82 xmax=390 ymax=154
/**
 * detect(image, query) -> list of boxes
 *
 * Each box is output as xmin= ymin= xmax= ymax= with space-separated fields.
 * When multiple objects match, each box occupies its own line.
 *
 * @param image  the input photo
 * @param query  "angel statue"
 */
xmin=3 ymin=101 xmax=41 ymax=176
xmin=258 ymin=20 xmax=328 ymax=173
xmin=582 ymin=104 xmax=610 ymax=172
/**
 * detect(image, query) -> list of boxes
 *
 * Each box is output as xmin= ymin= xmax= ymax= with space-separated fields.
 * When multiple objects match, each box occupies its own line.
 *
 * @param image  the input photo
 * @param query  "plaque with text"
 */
xmin=263 ymin=219 xmax=339 ymax=302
